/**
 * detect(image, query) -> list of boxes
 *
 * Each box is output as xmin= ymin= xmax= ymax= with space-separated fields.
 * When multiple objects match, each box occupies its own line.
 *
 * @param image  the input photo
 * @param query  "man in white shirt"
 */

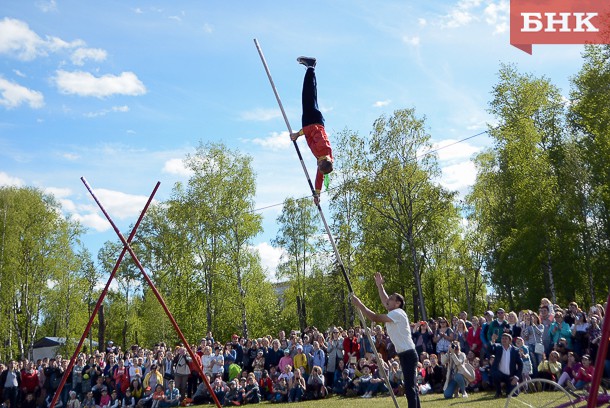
xmin=351 ymin=272 xmax=420 ymax=408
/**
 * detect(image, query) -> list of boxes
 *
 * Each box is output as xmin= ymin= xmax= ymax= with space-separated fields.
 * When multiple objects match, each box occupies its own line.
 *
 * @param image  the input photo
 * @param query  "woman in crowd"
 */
xmin=325 ymin=328 xmax=343 ymax=388
xmin=342 ymin=328 xmax=360 ymax=366
xmin=507 ymin=311 xmax=522 ymax=340
xmin=426 ymin=354 xmax=445 ymax=394
xmin=588 ymin=315 xmax=602 ymax=362
xmin=288 ymin=368 xmax=306 ymax=402
xmin=412 ymin=321 xmax=434 ymax=356
xmin=306 ymin=365 xmax=327 ymax=399
xmin=442 ymin=341 xmax=469 ymax=399
xmin=571 ymin=311 xmax=590 ymax=358
xmin=434 ymin=318 xmax=454 ymax=355
xmin=454 ymin=319 xmax=470 ymax=355
xmin=523 ymin=311 xmax=545 ymax=376
xmin=129 ymin=378 xmax=144 ymax=402
xmin=373 ymin=325 xmax=388 ymax=362
xmin=557 ymin=351 xmax=581 ymax=388
xmin=467 ymin=316 xmax=483 ymax=358
xmin=538 ymin=351 xmax=563 ymax=383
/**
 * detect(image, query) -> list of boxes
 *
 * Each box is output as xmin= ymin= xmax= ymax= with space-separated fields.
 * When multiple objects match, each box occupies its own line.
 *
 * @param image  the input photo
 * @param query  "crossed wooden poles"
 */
xmin=49 ymin=178 xmax=222 ymax=408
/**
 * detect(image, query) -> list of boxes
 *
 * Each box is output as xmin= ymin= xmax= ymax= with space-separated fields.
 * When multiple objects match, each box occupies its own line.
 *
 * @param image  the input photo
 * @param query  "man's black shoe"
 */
xmin=297 ymin=56 xmax=316 ymax=68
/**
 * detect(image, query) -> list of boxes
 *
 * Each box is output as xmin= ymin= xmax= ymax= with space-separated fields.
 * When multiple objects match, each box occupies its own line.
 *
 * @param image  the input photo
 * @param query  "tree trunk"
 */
xmin=206 ymin=268 xmax=213 ymax=333
xmin=122 ymin=320 xmax=128 ymax=351
xmin=98 ymin=304 xmax=106 ymax=352
xmin=406 ymin=205 xmax=427 ymax=320
xmin=464 ymin=272 xmax=472 ymax=317
xmin=238 ymin=272 xmax=248 ymax=339
xmin=546 ymin=244 xmax=557 ymax=304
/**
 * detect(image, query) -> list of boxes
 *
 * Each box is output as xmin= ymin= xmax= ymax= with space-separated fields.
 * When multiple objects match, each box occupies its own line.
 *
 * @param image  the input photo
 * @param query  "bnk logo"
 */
xmin=510 ymin=0 xmax=610 ymax=54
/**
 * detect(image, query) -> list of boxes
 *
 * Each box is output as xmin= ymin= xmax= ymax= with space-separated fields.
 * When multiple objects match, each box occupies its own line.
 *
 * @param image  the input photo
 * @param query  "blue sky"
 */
xmin=0 ymin=1 xmax=586 ymax=279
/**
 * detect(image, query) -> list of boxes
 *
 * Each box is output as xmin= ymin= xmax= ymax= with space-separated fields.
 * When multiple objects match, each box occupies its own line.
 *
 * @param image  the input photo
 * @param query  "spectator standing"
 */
xmin=172 ymin=347 xmax=191 ymax=399
xmin=325 ymin=328 xmax=343 ymax=388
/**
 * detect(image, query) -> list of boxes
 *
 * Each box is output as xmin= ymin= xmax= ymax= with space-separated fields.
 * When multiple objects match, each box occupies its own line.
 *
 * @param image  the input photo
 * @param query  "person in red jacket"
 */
xmin=290 ymin=56 xmax=333 ymax=205
xmin=21 ymin=361 xmax=40 ymax=401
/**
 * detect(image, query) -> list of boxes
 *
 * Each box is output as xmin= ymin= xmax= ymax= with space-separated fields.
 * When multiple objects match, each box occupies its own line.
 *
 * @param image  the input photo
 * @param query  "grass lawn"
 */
xmin=198 ymin=389 xmax=584 ymax=407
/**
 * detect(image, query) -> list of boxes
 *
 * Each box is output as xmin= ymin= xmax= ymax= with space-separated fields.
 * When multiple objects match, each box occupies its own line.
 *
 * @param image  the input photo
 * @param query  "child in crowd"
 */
xmin=258 ymin=370 xmax=273 ymax=401
xmin=163 ymin=380 xmax=181 ymax=407
xmin=252 ymin=351 xmax=265 ymax=382
xmin=108 ymin=390 xmax=120 ymax=408
xmin=572 ymin=355 xmax=594 ymax=390
xmin=244 ymin=374 xmax=261 ymax=404
xmin=515 ymin=337 xmax=532 ymax=382
xmin=150 ymin=384 xmax=165 ymax=408
xmin=223 ymin=380 xmax=242 ymax=406
xmin=82 ymin=392 xmax=96 ymax=408
xmin=122 ymin=389 xmax=136 ymax=408
xmin=389 ymin=359 xmax=404 ymax=396
xmin=466 ymin=358 xmax=483 ymax=392
xmin=67 ymin=391 xmax=81 ymax=408
xmin=99 ymin=389 xmax=111 ymax=408
xmin=333 ymin=369 xmax=352 ymax=396
xmin=273 ymin=378 xmax=288 ymax=403
xmin=22 ymin=393 xmax=37 ymax=408
xmin=480 ymin=357 xmax=493 ymax=390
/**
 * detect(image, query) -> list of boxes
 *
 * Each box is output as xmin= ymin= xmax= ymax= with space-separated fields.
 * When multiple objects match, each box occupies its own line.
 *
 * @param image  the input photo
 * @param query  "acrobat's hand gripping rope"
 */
xmin=254 ymin=39 xmax=399 ymax=408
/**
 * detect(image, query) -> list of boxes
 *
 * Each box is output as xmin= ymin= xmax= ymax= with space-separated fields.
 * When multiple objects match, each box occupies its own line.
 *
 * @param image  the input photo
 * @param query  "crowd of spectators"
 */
xmin=0 ymin=299 xmax=608 ymax=407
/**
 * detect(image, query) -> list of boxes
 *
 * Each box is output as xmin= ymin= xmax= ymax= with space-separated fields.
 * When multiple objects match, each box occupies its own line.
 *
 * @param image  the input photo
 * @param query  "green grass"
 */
xmin=198 ymin=390 xmax=581 ymax=407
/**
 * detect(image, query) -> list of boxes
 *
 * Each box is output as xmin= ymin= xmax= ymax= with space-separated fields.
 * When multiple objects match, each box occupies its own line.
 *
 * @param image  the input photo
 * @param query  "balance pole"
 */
xmin=254 ymin=39 xmax=400 ymax=408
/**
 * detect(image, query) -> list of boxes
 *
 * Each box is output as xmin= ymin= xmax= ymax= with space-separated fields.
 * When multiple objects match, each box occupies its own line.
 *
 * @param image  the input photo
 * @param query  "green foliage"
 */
xmin=6 ymin=49 xmax=610 ymax=356
xmin=0 ymin=186 xmax=85 ymax=360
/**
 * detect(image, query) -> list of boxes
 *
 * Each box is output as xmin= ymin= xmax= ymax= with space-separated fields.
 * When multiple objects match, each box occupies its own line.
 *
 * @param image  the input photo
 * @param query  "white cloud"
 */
xmin=45 ymin=186 xmax=72 ymax=198
xmin=0 ymin=172 xmax=25 ymax=187
xmin=432 ymin=139 xmax=481 ymax=162
xmin=240 ymin=107 xmax=281 ymax=122
xmin=36 ymin=0 xmax=57 ymax=13
xmin=249 ymin=131 xmax=291 ymax=151
xmin=162 ymin=158 xmax=192 ymax=176
xmin=443 ymin=10 xmax=476 ymax=28
xmin=0 ymin=77 xmax=44 ymax=109
xmin=484 ymin=0 xmax=509 ymax=34
xmin=253 ymin=242 xmax=283 ymax=281
xmin=62 ymin=152 xmax=80 ymax=160
xmin=45 ymin=187 xmax=77 ymax=212
xmin=13 ymin=69 xmax=26 ymax=78
xmin=54 ymin=70 xmax=147 ymax=98
xmin=373 ymin=99 xmax=391 ymax=107
xmin=169 ymin=15 xmax=182 ymax=22
xmin=440 ymin=160 xmax=477 ymax=194
xmin=71 ymin=211 xmax=111 ymax=232
xmin=441 ymin=0 xmax=484 ymax=29
xmin=202 ymin=23 xmax=213 ymax=34
xmin=86 ymin=188 xmax=152 ymax=219
xmin=440 ymin=0 xmax=508 ymax=33
xmin=0 ymin=18 xmax=83 ymax=61
xmin=84 ymin=105 xmax=130 ymax=117
xmin=0 ymin=18 xmax=46 ymax=61
xmin=71 ymin=47 xmax=108 ymax=66
xmin=402 ymin=35 xmax=420 ymax=46
xmin=418 ymin=18 xmax=427 ymax=26
xmin=134 ymin=8 xmax=144 ymax=14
